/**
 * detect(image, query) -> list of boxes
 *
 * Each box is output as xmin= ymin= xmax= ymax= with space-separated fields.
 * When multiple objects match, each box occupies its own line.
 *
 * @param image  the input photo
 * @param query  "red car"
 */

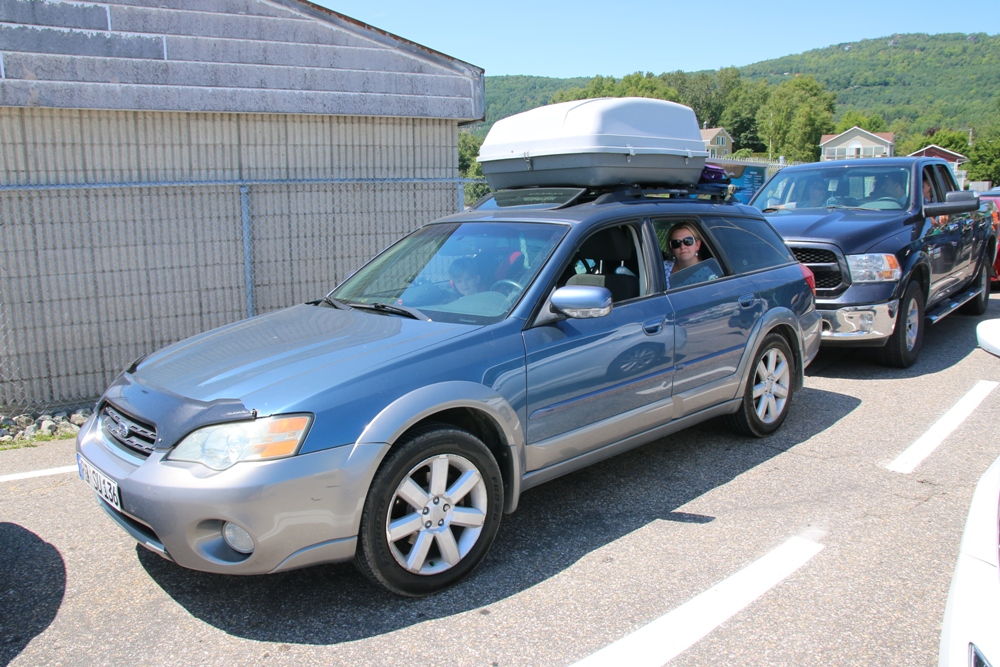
xmin=978 ymin=191 xmax=1000 ymax=287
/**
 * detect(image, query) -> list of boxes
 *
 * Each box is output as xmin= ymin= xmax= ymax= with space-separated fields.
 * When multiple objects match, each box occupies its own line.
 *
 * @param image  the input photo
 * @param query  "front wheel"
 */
xmin=354 ymin=425 xmax=503 ymax=596
xmin=877 ymin=281 xmax=925 ymax=368
xmin=727 ymin=333 xmax=795 ymax=438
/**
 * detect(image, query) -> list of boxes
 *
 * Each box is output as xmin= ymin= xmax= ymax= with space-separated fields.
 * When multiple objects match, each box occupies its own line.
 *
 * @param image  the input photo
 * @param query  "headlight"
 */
xmin=167 ymin=415 xmax=312 ymax=471
xmin=847 ymin=254 xmax=901 ymax=283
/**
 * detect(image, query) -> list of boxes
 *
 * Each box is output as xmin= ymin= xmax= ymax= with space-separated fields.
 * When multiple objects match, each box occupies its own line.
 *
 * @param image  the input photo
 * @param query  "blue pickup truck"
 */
xmin=750 ymin=157 xmax=997 ymax=367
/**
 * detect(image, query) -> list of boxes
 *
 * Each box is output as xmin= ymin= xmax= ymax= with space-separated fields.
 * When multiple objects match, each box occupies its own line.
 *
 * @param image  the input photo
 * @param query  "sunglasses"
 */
xmin=669 ymin=236 xmax=697 ymax=249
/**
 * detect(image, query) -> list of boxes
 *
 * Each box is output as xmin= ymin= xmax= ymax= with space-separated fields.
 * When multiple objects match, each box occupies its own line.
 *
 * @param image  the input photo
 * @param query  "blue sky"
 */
xmin=313 ymin=0 xmax=1000 ymax=78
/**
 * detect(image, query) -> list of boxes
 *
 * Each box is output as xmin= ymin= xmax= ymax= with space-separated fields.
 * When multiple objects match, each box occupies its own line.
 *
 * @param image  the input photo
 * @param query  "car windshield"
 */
xmin=751 ymin=166 xmax=912 ymax=212
xmin=331 ymin=221 xmax=566 ymax=325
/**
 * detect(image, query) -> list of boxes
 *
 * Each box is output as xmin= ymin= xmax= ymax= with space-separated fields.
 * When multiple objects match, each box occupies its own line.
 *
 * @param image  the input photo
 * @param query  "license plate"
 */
xmin=78 ymin=454 xmax=122 ymax=512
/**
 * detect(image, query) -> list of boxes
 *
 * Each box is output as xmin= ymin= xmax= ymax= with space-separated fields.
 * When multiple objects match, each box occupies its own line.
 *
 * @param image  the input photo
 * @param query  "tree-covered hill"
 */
xmin=739 ymin=32 xmax=1000 ymax=135
xmin=479 ymin=33 xmax=1000 ymax=138
xmin=468 ymin=75 xmax=590 ymax=137
xmin=467 ymin=33 xmax=1000 ymax=183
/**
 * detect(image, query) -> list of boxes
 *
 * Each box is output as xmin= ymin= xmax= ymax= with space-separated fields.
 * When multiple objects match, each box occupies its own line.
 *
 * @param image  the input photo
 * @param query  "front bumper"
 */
xmin=817 ymin=299 xmax=899 ymax=345
xmin=76 ymin=414 xmax=388 ymax=574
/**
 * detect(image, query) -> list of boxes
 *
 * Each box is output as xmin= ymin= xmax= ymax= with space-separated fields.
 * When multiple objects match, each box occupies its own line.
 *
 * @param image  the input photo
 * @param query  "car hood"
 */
xmin=133 ymin=304 xmax=473 ymax=407
xmin=764 ymin=208 xmax=912 ymax=253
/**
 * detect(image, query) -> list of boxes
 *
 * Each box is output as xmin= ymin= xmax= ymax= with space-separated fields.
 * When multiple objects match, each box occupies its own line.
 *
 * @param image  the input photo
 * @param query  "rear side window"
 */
xmin=705 ymin=216 xmax=795 ymax=274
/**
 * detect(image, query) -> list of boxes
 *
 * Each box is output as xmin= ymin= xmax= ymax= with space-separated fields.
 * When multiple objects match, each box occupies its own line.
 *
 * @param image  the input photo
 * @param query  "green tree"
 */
xmin=967 ymin=123 xmax=1000 ymax=184
xmin=834 ymin=110 xmax=888 ymax=135
xmin=834 ymin=110 xmax=870 ymax=134
xmin=458 ymin=132 xmax=482 ymax=175
xmin=756 ymin=76 xmax=835 ymax=161
xmin=721 ymin=79 xmax=770 ymax=152
xmin=551 ymin=72 xmax=680 ymax=103
xmin=926 ymin=128 xmax=972 ymax=155
xmin=458 ymin=131 xmax=489 ymax=205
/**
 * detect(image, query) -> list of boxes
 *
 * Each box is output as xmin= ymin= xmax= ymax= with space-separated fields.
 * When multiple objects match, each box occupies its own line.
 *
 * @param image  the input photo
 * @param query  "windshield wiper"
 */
xmin=349 ymin=302 xmax=430 ymax=321
xmin=319 ymin=295 xmax=352 ymax=310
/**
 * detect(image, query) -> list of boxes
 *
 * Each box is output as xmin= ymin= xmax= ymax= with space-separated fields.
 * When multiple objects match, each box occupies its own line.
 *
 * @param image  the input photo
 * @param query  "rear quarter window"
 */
xmin=706 ymin=216 xmax=795 ymax=274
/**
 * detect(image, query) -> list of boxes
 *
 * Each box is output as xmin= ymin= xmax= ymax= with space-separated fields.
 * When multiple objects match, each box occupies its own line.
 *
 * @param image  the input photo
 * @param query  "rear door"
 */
xmin=653 ymin=217 xmax=758 ymax=407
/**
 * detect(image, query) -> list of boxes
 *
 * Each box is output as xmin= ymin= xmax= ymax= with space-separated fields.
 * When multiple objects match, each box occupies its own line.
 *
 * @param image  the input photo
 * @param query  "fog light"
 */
xmin=222 ymin=522 xmax=254 ymax=554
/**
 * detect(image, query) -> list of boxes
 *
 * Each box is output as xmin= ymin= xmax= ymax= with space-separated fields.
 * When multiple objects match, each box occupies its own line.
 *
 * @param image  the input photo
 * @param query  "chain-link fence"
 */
xmin=0 ymin=177 xmax=485 ymax=414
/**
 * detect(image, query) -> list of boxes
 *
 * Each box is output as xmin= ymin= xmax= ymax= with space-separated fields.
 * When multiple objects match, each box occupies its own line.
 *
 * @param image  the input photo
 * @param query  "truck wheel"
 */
xmin=727 ymin=333 xmax=795 ymax=438
xmin=877 ymin=281 xmax=925 ymax=368
xmin=354 ymin=425 xmax=503 ymax=596
xmin=959 ymin=261 xmax=990 ymax=316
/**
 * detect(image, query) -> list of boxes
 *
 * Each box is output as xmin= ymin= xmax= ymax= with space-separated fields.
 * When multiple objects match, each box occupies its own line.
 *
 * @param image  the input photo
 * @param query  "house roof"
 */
xmin=0 ymin=0 xmax=485 ymax=121
xmin=908 ymin=144 xmax=969 ymax=162
xmin=820 ymin=127 xmax=895 ymax=146
xmin=700 ymin=128 xmax=731 ymax=141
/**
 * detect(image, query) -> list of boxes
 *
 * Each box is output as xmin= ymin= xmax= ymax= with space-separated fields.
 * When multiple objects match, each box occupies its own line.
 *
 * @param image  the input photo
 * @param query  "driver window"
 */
xmin=559 ymin=223 xmax=648 ymax=302
xmin=921 ymin=168 xmax=941 ymax=204
xmin=653 ymin=220 xmax=724 ymax=290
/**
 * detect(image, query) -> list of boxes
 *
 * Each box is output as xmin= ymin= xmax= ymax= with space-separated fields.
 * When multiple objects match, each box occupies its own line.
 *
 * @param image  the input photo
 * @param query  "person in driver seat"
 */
xmin=870 ymin=172 xmax=908 ymax=208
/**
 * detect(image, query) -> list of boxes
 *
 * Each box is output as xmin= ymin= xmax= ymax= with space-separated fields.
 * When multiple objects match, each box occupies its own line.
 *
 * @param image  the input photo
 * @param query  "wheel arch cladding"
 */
xmin=356 ymin=381 xmax=523 ymax=513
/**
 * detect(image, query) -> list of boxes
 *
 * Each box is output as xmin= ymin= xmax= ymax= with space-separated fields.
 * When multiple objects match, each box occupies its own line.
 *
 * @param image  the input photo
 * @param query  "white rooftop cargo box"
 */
xmin=478 ymin=97 xmax=709 ymax=189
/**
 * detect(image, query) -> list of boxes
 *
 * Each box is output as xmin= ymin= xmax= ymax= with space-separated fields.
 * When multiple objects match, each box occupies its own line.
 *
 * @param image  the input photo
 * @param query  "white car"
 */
xmin=940 ymin=454 xmax=1000 ymax=667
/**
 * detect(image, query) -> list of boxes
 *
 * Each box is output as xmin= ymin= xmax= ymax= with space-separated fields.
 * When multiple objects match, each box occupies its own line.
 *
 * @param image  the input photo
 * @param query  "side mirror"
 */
xmin=550 ymin=285 xmax=613 ymax=319
xmin=924 ymin=190 xmax=980 ymax=217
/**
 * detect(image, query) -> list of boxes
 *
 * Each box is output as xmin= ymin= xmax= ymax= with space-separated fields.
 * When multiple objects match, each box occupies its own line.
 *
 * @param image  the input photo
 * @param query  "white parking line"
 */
xmin=569 ymin=536 xmax=824 ymax=667
xmin=887 ymin=380 xmax=999 ymax=474
xmin=0 ymin=465 xmax=79 ymax=484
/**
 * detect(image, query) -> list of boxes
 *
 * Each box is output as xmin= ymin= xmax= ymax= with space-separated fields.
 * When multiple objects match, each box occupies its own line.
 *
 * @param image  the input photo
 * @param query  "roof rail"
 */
xmin=592 ymin=182 xmax=737 ymax=204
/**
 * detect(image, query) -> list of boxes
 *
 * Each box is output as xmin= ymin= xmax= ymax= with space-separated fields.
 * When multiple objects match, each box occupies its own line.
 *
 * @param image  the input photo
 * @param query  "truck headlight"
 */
xmin=847 ymin=254 xmax=901 ymax=283
xmin=167 ymin=415 xmax=312 ymax=471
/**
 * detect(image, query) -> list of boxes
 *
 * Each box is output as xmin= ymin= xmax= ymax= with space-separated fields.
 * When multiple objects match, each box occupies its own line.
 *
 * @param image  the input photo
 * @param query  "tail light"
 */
xmin=799 ymin=263 xmax=816 ymax=295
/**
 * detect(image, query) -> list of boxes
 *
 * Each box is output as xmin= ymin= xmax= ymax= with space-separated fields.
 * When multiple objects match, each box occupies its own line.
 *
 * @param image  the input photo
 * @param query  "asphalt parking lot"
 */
xmin=3 ymin=294 xmax=1000 ymax=667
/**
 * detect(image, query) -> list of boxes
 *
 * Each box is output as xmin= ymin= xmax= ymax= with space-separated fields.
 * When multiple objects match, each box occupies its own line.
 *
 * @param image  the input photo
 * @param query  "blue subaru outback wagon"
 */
xmin=77 ymin=181 xmax=821 ymax=596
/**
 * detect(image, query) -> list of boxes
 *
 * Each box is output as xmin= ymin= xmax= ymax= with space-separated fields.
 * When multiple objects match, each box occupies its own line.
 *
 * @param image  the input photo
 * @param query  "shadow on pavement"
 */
xmin=139 ymin=386 xmax=859 ymax=645
xmin=806 ymin=295 xmax=1000 ymax=380
xmin=0 ymin=523 xmax=66 ymax=667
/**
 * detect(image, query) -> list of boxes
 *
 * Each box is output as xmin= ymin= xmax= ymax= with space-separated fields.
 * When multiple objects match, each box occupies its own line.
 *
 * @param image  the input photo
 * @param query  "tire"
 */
xmin=727 ymin=333 xmax=795 ymax=438
xmin=876 ymin=281 xmax=925 ymax=368
xmin=959 ymin=260 xmax=990 ymax=316
xmin=354 ymin=425 xmax=503 ymax=596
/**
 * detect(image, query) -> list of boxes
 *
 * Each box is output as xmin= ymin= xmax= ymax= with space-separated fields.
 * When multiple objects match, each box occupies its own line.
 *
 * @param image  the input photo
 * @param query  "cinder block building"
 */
xmin=0 ymin=0 xmax=484 ymax=410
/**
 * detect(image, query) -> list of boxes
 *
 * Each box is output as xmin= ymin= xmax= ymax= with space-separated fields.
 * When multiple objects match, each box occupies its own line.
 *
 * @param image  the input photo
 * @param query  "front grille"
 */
xmin=814 ymin=270 xmax=843 ymax=289
xmin=792 ymin=248 xmax=838 ymax=265
xmin=101 ymin=404 xmax=157 ymax=457
xmin=790 ymin=244 xmax=846 ymax=294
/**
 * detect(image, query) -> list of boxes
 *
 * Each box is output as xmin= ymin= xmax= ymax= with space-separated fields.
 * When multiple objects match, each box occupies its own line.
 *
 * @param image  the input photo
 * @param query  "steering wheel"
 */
xmin=490 ymin=279 xmax=523 ymax=297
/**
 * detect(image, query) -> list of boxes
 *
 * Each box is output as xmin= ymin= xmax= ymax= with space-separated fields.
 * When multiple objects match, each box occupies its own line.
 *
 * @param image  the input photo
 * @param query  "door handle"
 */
xmin=738 ymin=294 xmax=756 ymax=309
xmin=642 ymin=319 xmax=663 ymax=335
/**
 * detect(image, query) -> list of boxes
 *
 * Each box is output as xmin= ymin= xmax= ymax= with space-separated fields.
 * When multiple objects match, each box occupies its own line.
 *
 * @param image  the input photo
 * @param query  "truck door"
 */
xmin=921 ymin=165 xmax=963 ymax=303
xmin=935 ymin=164 xmax=976 ymax=284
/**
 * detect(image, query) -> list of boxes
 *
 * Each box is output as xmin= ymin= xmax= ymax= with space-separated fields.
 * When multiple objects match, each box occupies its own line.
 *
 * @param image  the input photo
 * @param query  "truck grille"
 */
xmin=792 ymin=248 xmax=837 ymax=265
xmin=791 ymin=245 xmax=846 ymax=295
xmin=101 ymin=404 xmax=157 ymax=457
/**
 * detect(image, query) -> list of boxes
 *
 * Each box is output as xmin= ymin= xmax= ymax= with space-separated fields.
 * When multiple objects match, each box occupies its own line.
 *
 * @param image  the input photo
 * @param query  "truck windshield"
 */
xmin=751 ymin=166 xmax=912 ymax=212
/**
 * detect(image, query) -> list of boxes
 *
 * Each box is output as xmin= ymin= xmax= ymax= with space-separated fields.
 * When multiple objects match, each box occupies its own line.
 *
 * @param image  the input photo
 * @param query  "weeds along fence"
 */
xmin=0 ymin=177 xmax=478 ymax=414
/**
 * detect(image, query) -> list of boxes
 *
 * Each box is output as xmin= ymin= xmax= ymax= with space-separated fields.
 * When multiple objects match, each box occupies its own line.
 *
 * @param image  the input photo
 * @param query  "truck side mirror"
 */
xmin=923 ymin=191 xmax=979 ymax=218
